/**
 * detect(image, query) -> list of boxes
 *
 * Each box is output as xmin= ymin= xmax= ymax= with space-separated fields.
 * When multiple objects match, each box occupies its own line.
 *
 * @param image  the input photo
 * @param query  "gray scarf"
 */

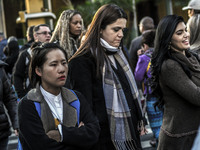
xmin=101 ymin=39 xmax=143 ymax=150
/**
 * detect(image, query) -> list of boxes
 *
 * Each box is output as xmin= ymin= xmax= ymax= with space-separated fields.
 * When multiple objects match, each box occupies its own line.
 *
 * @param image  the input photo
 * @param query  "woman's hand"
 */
xmin=137 ymin=49 xmax=145 ymax=56
xmin=14 ymin=129 xmax=19 ymax=136
xmin=78 ymin=121 xmax=84 ymax=128
xmin=140 ymin=127 xmax=148 ymax=136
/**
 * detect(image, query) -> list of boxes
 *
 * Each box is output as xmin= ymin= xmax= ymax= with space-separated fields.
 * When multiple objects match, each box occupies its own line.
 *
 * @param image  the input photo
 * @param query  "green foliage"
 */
xmin=76 ymin=0 xmax=133 ymax=27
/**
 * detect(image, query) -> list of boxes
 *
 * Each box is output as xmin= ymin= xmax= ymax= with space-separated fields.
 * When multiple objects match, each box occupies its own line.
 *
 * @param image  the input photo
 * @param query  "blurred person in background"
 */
xmin=187 ymin=14 xmax=200 ymax=55
xmin=3 ymin=38 xmax=19 ymax=79
xmin=50 ymin=10 xmax=84 ymax=59
xmin=182 ymin=0 xmax=200 ymax=18
xmin=20 ymin=25 xmax=35 ymax=51
xmin=134 ymin=29 xmax=163 ymax=148
xmin=0 ymin=59 xmax=18 ymax=150
xmin=13 ymin=24 xmax=51 ymax=99
xmin=129 ymin=16 xmax=155 ymax=71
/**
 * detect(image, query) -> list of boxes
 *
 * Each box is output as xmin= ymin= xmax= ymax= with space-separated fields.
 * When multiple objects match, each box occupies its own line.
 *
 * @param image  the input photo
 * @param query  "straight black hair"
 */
xmin=29 ymin=42 xmax=68 ymax=87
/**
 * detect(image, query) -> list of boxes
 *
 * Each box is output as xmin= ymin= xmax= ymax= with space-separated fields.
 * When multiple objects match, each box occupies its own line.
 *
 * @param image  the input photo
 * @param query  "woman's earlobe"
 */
xmin=35 ymin=67 xmax=42 ymax=77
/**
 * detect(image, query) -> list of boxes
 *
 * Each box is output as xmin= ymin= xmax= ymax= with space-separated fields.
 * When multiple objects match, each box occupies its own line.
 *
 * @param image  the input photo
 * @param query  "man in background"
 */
xmin=182 ymin=0 xmax=200 ymax=18
xmin=129 ymin=16 xmax=154 ymax=71
xmin=13 ymin=24 xmax=51 ymax=99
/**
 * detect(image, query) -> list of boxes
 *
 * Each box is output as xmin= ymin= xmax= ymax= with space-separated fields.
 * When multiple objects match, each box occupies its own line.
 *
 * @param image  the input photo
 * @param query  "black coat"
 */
xmin=66 ymin=52 xmax=142 ymax=150
xmin=13 ymin=49 xmax=32 ymax=98
xmin=0 ymin=60 xmax=18 ymax=140
xmin=18 ymin=86 xmax=100 ymax=150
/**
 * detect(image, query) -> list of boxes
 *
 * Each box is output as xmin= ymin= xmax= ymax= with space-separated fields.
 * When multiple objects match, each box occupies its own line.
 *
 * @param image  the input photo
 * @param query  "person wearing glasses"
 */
xmin=50 ymin=10 xmax=84 ymax=59
xmin=13 ymin=24 xmax=52 ymax=99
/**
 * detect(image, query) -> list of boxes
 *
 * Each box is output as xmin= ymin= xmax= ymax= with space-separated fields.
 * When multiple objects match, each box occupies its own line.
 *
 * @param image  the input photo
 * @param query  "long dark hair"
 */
xmin=29 ymin=42 xmax=68 ymax=87
xmin=151 ymin=15 xmax=185 ymax=107
xmin=70 ymin=4 xmax=128 ymax=76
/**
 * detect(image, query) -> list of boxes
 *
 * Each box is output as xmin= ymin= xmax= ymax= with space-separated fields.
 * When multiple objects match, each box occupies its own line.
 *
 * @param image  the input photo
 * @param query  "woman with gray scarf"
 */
xmin=66 ymin=4 xmax=145 ymax=150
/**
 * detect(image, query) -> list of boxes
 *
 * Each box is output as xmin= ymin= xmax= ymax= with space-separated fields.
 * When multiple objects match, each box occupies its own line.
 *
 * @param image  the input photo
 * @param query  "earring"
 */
xmin=168 ymin=42 xmax=171 ymax=50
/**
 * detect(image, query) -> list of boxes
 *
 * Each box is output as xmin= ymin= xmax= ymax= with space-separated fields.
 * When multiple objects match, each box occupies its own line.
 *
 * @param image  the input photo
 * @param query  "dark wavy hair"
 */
xmin=29 ymin=42 xmax=68 ymax=87
xmin=70 ymin=4 xmax=128 ymax=76
xmin=151 ymin=15 xmax=186 ymax=107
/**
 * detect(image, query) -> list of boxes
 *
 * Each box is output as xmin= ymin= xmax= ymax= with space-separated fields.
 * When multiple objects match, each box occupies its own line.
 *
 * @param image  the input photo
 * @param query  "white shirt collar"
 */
xmin=40 ymin=86 xmax=62 ymax=103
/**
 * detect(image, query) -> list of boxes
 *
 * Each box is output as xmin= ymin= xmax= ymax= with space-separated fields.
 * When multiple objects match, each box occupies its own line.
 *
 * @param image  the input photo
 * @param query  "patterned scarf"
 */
xmin=101 ymin=39 xmax=143 ymax=150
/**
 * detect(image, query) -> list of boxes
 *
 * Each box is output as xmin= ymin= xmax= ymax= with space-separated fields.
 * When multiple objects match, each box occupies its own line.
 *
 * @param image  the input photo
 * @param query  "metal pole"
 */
xmin=0 ymin=0 xmax=6 ymax=37
xmin=132 ymin=0 xmax=138 ymax=38
xmin=47 ymin=0 xmax=54 ymax=30
xmin=165 ymin=0 xmax=173 ymax=15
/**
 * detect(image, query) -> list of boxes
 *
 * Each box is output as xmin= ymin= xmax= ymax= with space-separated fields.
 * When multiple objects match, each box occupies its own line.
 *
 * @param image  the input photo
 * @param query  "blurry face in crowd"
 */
xmin=171 ymin=22 xmax=190 ymax=52
xmin=69 ymin=14 xmax=82 ymax=36
xmin=101 ymin=18 xmax=127 ymax=48
xmin=34 ymin=26 xmax=52 ymax=43
xmin=188 ymin=9 xmax=194 ymax=18
xmin=36 ymin=49 xmax=68 ymax=95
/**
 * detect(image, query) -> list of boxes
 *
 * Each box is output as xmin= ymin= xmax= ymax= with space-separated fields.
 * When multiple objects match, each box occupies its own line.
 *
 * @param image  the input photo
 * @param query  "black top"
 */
xmin=18 ymin=88 xmax=100 ymax=150
xmin=66 ymin=52 xmax=142 ymax=150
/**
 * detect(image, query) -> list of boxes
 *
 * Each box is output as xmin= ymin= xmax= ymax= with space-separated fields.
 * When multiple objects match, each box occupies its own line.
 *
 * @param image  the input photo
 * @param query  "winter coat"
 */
xmin=66 ymin=51 xmax=142 ymax=150
xmin=13 ymin=48 xmax=32 ymax=98
xmin=18 ymin=85 xmax=100 ymax=150
xmin=0 ymin=60 xmax=18 ymax=140
xmin=3 ymin=40 xmax=19 ymax=77
xmin=157 ymin=51 xmax=200 ymax=150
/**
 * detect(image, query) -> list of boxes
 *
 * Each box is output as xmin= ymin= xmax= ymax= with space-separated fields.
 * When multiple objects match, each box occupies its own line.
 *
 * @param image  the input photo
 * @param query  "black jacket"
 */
xmin=0 ymin=60 xmax=18 ymax=140
xmin=18 ymin=86 xmax=100 ymax=150
xmin=66 ymin=52 xmax=142 ymax=150
xmin=13 ymin=49 xmax=32 ymax=98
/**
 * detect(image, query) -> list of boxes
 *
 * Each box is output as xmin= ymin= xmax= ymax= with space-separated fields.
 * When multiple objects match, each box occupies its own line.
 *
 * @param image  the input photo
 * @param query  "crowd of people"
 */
xmin=0 ymin=0 xmax=200 ymax=150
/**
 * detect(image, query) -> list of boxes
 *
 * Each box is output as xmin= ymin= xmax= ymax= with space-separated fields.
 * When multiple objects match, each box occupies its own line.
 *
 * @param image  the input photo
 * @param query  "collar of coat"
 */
xmin=27 ymin=84 xmax=79 ymax=132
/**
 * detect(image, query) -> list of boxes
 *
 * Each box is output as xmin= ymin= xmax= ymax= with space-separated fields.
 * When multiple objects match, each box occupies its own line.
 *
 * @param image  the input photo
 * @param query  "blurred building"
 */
xmin=0 ymin=0 xmax=189 ymax=44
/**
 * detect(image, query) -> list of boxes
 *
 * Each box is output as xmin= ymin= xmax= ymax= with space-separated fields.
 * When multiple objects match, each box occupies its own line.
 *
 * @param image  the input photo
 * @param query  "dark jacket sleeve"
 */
xmin=13 ymin=51 xmax=27 ymax=98
xmin=62 ymin=91 xmax=100 ymax=148
xmin=18 ymin=99 xmax=67 ymax=150
xmin=1 ymin=68 xmax=18 ymax=129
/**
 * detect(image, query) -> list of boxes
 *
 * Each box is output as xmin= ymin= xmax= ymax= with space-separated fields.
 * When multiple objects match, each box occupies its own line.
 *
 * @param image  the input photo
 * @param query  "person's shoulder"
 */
xmin=62 ymin=88 xmax=87 ymax=103
xmin=70 ymin=51 xmax=94 ymax=65
xmin=131 ymin=35 xmax=142 ymax=43
xmin=18 ymin=95 xmax=30 ymax=107
xmin=161 ymin=59 xmax=180 ymax=73
xmin=139 ymin=53 xmax=150 ymax=60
